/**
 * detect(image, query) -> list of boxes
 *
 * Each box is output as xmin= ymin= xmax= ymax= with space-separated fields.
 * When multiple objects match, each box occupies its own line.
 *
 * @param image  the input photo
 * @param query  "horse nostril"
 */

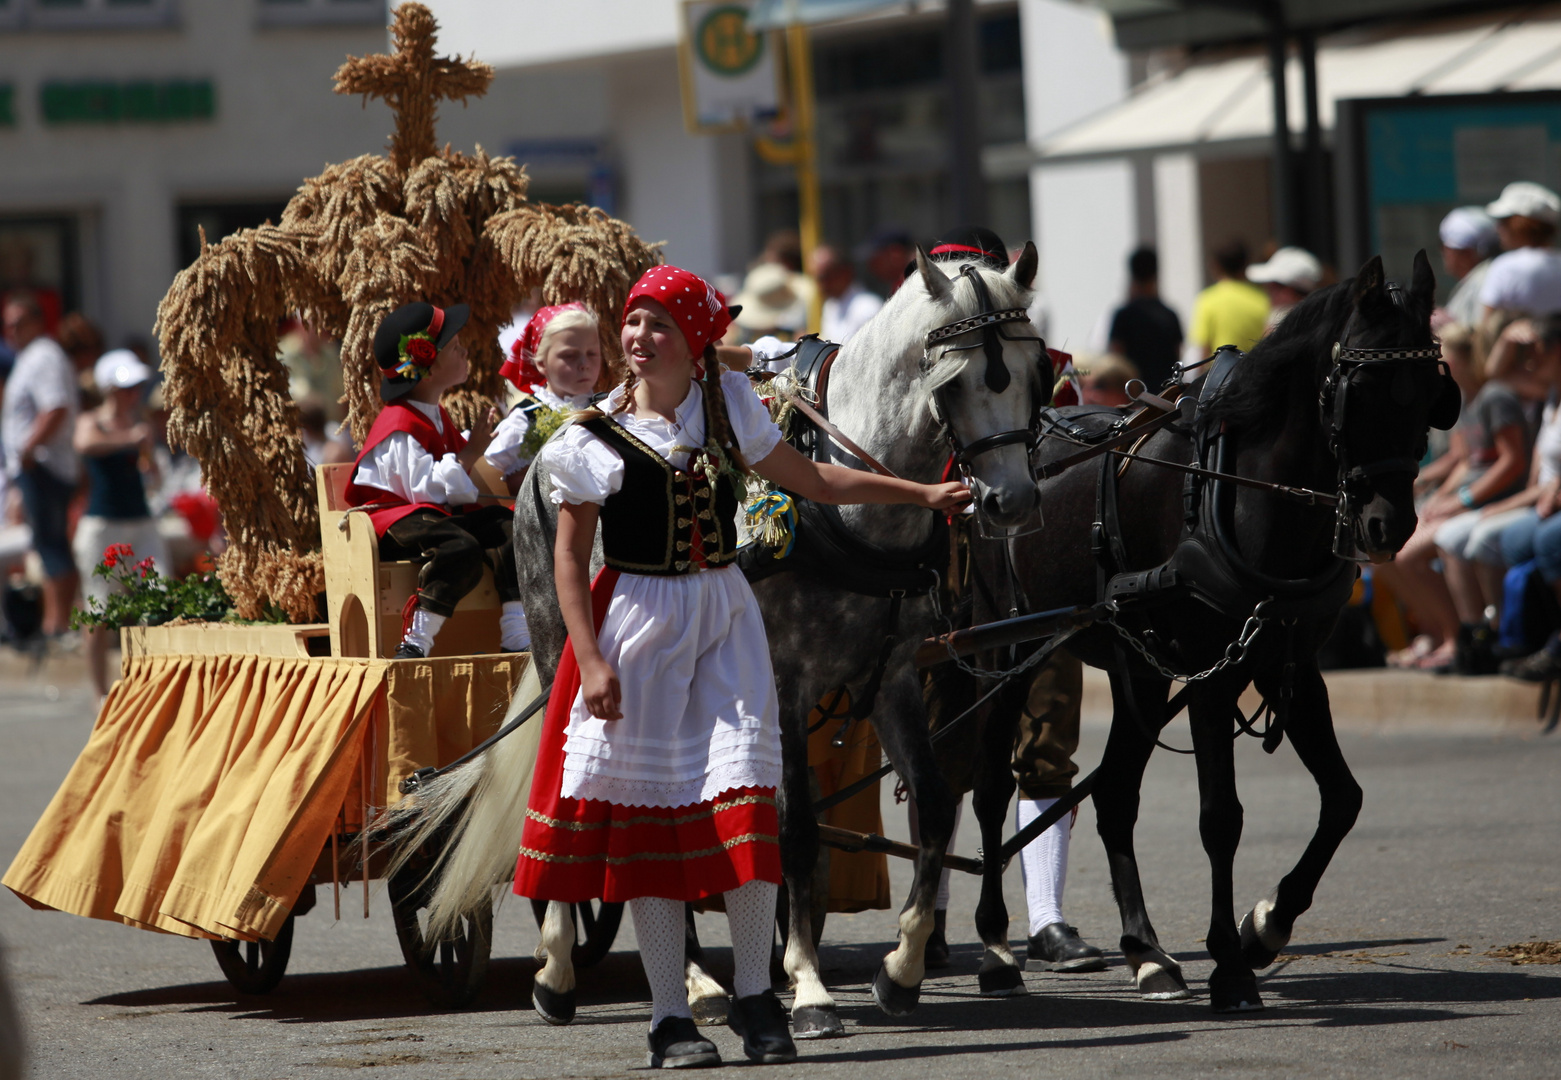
xmin=1367 ymin=515 xmax=1390 ymax=550
xmin=981 ymin=490 xmax=1003 ymax=517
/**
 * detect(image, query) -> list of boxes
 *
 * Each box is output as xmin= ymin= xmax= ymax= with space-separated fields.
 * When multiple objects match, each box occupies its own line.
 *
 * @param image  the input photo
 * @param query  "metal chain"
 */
xmin=927 ymin=575 xmax=1072 ymax=680
xmin=1104 ymin=599 xmax=1271 ymax=685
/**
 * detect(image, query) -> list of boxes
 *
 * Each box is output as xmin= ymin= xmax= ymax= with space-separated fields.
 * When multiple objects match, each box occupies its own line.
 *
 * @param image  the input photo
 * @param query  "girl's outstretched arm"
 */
xmin=555 ymin=499 xmax=622 ymax=719
xmin=750 ymin=440 xmax=971 ymax=511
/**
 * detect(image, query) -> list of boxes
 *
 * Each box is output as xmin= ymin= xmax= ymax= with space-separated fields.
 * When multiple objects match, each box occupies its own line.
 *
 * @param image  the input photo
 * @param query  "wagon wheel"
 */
xmin=211 ymin=915 xmax=294 ymax=995
xmin=389 ymin=864 xmax=492 ymax=1009
xmin=530 ymin=898 xmax=625 ymax=968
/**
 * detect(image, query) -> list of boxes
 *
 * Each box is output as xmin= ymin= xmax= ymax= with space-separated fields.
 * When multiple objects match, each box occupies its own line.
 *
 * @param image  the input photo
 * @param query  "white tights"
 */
xmin=629 ymin=878 xmax=778 ymax=1028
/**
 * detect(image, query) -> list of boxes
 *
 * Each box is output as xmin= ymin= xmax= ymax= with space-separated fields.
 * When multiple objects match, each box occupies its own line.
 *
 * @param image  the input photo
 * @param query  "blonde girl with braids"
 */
xmin=516 ymin=266 xmax=968 ymax=1069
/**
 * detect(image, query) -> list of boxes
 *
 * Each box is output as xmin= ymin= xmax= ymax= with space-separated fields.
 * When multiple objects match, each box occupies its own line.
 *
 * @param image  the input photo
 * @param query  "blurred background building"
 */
xmin=0 ymin=0 xmax=1557 ymax=354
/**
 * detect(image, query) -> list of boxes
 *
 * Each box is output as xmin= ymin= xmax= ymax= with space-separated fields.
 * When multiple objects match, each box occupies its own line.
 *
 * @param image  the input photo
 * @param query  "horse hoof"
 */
xmin=690 ymin=992 xmax=730 ymax=1026
xmin=791 ymin=1005 xmax=845 ymax=1039
xmin=1238 ymin=902 xmax=1285 ymax=969
xmin=977 ymin=964 xmax=1027 ymax=998
xmin=1208 ymin=972 xmax=1264 ymax=1014
xmin=871 ymin=963 xmax=921 ymax=1017
xmin=532 ymin=981 xmax=576 ymax=1025
xmin=1136 ymin=961 xmax=1193 ymax=1001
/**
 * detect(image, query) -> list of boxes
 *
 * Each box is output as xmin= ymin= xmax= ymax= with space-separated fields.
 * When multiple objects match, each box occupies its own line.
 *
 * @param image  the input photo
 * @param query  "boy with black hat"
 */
xmin=345 ymin=300 xmax=524 ymax=658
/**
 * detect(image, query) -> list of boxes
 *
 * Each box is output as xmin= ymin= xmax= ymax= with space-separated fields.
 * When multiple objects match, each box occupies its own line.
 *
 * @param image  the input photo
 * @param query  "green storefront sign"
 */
xmin=41 ymin=79 xmax=214 ymax=124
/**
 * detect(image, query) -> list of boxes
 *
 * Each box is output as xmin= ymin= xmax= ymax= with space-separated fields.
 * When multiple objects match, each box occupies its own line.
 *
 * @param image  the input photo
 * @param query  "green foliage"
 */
xmin=70 ymin=543 xmax=237 ymax=630
xmin=519 ymin=402 xmax=570 ymax=461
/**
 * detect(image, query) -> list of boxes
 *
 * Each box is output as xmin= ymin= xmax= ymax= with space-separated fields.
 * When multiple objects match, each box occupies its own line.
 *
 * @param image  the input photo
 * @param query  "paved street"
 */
xmin=2 ymin=653 xmax=1559 ymax=1079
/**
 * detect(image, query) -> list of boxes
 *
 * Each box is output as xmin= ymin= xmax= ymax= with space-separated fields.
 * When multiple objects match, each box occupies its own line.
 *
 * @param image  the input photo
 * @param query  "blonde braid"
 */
xmin=572 ymin=367 xmax=636 ymax=422
xmin=703 ymin=344 xmax=749 ymax=474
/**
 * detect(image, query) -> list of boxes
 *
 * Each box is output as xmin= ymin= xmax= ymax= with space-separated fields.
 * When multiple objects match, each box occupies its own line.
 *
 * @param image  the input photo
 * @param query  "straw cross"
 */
xmin=334 ymin=3 xmax=493 ymax=173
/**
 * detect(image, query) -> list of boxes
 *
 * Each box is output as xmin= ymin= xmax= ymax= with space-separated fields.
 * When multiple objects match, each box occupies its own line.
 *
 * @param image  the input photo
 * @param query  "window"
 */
xmin=2 ymin=0 xmax=176 ymax=31
xmin=257 ymin=0 xmax=386 ymax=28
xmin=176 ymin=200 xmax=291 ymax=272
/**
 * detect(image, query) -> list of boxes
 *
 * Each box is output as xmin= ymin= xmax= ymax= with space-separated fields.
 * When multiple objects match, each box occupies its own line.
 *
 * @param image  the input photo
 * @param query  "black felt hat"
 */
xmin=373 ymin=301 xmax=471 ymax=402
xmin=929 ymin=225 xmax=1009 ymax=270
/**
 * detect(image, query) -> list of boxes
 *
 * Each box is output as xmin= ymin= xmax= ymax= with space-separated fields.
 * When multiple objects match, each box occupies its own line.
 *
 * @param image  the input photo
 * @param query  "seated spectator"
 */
xmin=1107 ymin=247 xmax=1181 ymax=389
xmin=1480 ymin=182 xmax=1561 ymax=319
xmin=1246 ymin=246 xmax=1322 ymax=334
xmin=1435 ymin=317 xmax=1561 ymax=650
xmin=1438 ymin=207 xmax=1500 ymax=330
xmin=1378 ymin=327 xmax=1531 ymax=671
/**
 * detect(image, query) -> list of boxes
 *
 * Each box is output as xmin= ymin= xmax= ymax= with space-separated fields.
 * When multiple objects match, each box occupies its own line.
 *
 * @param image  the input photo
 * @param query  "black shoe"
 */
xmin=1452 ymin=623 xmax=1498 ymax=676
xmin=727 ymin=989 xmax=796 ymax=1064
xmin=1027 ymin=922 xmax=1107 ymax=972
xmin=1501 ymin=647 xmax=1561 ymax=682
xmin=646 ymin=1016 xmax=721 ymax=1069
xmin=924 ymin=909 xmax=950 ymax=970
xmin=392 ymin=641 xmax=426 ymax=660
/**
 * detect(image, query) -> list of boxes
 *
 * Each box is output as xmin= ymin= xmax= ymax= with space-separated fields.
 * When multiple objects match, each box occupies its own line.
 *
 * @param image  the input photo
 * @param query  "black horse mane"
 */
xmin=1198 ymin=278 xmax=1357 ymax=437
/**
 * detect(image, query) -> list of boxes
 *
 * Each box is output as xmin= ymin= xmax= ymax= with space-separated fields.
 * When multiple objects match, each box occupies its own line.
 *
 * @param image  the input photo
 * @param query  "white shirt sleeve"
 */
xmin=541 ymin=423 xmax=625 ymax=506
xmin=485 ymin=405 xmax=534 ymax=477
xmin=721 ymin=368 xmax=784 ymax=464
xmin=352 ymin=431 xmax=479 ymax=506
xmin=748 ymin=335 xmax=798 ymax=373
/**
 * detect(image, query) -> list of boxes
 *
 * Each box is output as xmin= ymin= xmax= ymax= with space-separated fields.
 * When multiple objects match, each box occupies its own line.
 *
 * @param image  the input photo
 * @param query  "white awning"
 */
xmin=1039 ymin=8 xmax=1561 ymax=162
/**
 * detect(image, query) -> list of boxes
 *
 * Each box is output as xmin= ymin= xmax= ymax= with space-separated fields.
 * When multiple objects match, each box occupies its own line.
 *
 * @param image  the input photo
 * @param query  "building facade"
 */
xmin=0 ymin=0 xmax=1134 ymax=357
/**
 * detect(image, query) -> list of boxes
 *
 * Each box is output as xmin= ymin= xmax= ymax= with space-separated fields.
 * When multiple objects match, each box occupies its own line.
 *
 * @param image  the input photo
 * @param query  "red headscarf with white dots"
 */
xmin=624 ymin=265 xmax=732 ymax=360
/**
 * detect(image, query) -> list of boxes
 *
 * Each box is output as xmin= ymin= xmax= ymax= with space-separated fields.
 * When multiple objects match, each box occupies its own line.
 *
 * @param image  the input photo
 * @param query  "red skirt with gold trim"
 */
xmin=512 ymin=568 xmax=782 ymax=904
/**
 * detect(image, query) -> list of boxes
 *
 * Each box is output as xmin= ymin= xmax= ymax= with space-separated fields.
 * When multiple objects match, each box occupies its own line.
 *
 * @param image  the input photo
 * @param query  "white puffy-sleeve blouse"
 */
xmin=543 ymin=369 xmax=782 ymax=506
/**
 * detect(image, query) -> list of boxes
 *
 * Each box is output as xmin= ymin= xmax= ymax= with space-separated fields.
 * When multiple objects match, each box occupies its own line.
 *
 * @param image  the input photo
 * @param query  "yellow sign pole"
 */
xmin=786 ymin=21 xmax=823 ymax=333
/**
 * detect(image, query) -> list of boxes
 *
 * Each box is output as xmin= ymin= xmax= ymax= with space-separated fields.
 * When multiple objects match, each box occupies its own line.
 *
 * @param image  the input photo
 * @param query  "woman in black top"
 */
xmin=71 ymin=350 xmax=166 ymax=704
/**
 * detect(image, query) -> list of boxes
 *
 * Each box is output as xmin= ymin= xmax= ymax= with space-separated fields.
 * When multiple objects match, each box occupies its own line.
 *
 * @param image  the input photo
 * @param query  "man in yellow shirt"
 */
xmin=1189 ymin=239 xmax=1270 ymax=359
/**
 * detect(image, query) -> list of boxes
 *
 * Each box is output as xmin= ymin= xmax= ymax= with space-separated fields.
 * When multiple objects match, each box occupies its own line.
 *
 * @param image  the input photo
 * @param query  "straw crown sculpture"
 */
xmin=154 ymin=2 xmax=661 ymax=621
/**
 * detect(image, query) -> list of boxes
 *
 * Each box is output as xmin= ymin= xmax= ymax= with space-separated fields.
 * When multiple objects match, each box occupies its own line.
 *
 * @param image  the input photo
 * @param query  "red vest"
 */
xmin=345 ymin=400 xmax=468 ymax=535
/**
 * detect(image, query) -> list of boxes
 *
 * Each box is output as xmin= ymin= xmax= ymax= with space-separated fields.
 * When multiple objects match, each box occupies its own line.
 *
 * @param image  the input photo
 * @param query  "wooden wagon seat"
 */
xmin=318 ymin=460 xmax=514 ymax=660
xmin=3 ymin=651 xmax=525 ymax=943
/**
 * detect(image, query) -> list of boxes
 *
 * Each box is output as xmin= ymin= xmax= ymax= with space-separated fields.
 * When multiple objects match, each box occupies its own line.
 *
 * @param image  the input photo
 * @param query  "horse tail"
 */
xmin=378 ymin=660 xmax=546 ymax=942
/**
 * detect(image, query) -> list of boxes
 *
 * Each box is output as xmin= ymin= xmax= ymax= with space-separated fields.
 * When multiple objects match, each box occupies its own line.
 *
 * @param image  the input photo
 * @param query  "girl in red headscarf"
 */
xmin=488 ymin=303 xmax=603 ymax=494
xmin=515 ymin=266 xmax=969 ymax=1068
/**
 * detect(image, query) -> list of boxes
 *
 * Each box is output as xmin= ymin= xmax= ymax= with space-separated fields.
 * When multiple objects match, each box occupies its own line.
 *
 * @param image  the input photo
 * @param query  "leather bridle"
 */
xmin=1320 ymin=335 xmax=1452 ymax=560
xmin=920 ymin=264 xmax=1050 ymax=535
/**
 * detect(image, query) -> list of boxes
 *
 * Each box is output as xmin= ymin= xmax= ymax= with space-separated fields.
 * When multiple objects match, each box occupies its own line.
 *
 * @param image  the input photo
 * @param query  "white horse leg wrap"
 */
xmin=723 ymin=879 xmax=778 ymax=999
xmin=630 ymin=896 xmax=691 ymax=1028
xmin=1016 ymin=797 xmax=1069 ymax=935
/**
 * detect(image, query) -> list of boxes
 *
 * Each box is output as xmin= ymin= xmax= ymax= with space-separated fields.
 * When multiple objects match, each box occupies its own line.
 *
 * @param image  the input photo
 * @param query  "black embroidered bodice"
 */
xmin=580 ymin=415 xmax=740 ymax=575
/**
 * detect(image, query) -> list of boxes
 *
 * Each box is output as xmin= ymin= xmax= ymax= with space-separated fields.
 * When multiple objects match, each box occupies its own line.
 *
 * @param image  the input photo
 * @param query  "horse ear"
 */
xmin=915 ymin=246 xmax=953 ymax=302
xmin=1410 ymin=248 xmax=1436 ymax=316
xmin=1352 ymin=255 xmax=1386 ymax=307
xmin=1009 ymin=241 xmax=1038 ymax=291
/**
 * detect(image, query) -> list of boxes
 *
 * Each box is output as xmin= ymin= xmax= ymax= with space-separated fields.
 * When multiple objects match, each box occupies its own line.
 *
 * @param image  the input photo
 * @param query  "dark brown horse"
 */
xmin=945 ymin=253 xmax=1455 ymax=1012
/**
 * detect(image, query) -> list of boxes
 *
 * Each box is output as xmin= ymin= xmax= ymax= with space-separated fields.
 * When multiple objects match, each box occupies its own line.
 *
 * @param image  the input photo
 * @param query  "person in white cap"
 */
xmin=72 ymin=348 xmax=168 ymax=703
xmin=1438 ymin=206 xmax=1501 ymax=329
xmin=1246 ymin=246 xmax=1323 ymax=334
xmin=1480 ymin=181 xmax=1561 ymax=319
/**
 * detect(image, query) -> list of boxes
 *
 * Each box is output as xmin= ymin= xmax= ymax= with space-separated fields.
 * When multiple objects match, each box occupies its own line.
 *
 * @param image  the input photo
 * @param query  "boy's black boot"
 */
xmin=728 ymin=988 xmax=797 ymax=1063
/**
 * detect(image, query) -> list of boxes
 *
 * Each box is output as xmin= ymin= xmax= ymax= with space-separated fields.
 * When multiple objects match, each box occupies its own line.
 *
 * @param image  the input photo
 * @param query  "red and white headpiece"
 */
xmin=500 ymin=302 xmax=588 ymax=393
xmin=624 ymin=265 xmax=732 ymax=361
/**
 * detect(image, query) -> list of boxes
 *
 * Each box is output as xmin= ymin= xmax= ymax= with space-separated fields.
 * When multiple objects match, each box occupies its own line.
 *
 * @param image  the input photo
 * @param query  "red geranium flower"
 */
xmin=134 ymin=557 xmax=155 ymax=577
xmin=406 ymin=337 xmax=437 ymax=363
xmin=102 ymin=543 xmax=135 ymax=569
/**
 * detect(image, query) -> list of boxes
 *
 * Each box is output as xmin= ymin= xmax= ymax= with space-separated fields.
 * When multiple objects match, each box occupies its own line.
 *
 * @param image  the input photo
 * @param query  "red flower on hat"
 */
xmin=406 ymin=337 xmax=437 ymax=363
